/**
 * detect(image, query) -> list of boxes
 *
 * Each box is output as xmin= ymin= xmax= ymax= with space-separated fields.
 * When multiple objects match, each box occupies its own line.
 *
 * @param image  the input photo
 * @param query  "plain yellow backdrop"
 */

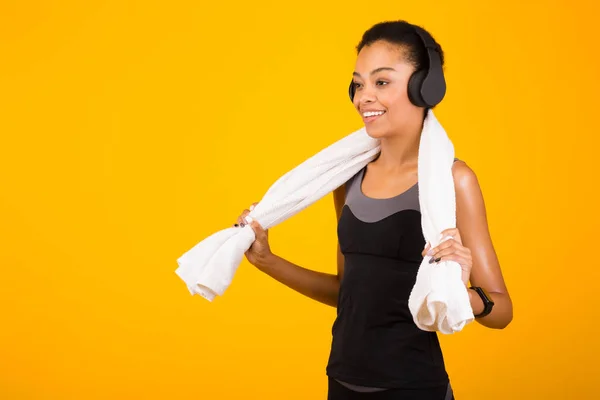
xmin=1 ymin=0 xmax=599 ymax=399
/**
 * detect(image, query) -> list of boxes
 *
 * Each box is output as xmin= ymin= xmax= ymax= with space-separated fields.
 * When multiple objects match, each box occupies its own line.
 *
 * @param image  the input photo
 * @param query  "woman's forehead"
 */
xmin=355 ymin=41 xmax=411 ymax=70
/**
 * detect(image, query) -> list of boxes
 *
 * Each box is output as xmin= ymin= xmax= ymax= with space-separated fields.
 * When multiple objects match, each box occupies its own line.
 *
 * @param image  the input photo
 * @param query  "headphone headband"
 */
xmin=411 ymin=25 xmax=439 ymax=51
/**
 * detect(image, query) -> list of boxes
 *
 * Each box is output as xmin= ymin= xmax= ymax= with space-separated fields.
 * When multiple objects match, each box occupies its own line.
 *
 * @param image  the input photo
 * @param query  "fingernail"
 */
xmin=240 ymin=223 xmax=245 ymax=227
xmin=427 ymin=249 xmax=433 ymax=256
xmin=234 ymin=224 xmax=239 ymax=227
xmin=435 ymin=257 xmax=441 ymax=263
xmin=245 ymin=216 xmax=253 ymax=224
xmin=429 ymin=257 xmax=435 ymax=264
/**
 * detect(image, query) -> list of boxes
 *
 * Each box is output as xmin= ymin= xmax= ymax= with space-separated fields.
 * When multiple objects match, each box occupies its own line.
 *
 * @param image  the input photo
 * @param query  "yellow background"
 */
xmin=1 ymin=0 xmax=599 ymax=398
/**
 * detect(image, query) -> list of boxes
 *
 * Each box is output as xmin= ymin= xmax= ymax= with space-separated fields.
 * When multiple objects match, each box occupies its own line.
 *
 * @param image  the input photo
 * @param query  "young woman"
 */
xmin=234 ymin=20 xmax=513 ymax=400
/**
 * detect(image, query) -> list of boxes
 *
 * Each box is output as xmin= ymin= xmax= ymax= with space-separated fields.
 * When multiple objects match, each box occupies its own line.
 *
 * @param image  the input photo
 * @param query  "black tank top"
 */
xmin=325 ymin=161 xmax=457 ymax=390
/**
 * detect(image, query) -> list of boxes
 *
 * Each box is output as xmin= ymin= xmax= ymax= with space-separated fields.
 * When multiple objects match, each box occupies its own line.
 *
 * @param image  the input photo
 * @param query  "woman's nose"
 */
xmin=359 ymin=91 xmax=376 ymax=105
xmin=358 ymin=85 xmax=376 ymax=103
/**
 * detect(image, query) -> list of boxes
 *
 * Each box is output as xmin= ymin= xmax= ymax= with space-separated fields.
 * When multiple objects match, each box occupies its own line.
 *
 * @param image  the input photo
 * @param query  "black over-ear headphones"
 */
xmin=348 ymin=24 xmax=446 ymax=108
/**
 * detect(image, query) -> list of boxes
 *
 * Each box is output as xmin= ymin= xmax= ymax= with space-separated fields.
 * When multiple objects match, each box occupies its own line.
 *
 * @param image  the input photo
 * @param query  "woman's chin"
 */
xmin=365 ymin=127 xmax=388 ymax=139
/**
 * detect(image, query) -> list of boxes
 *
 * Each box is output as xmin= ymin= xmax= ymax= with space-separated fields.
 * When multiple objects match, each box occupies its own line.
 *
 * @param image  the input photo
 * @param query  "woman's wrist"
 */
xmin=256 ymin=252 xmax=278 ymax=271
xmin=468 ymin=287 xmax=485 ymax=316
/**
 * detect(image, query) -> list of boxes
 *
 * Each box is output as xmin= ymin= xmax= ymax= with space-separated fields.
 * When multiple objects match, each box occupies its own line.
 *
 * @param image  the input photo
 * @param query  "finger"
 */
xmin=431 ymin=241 xmax=468 ymax=260
xmin=429 ymin=246 xmax=457 ymax=262
xmin=250 ymin=220 xmax=267 ymax=239
xmin=422 ymin=242 xmax=431 ymax=257
xmin=435 ymin=254 xmax=469 ymax=266
xmin=246 ymin=222 xmax=261 ymax=242
xmin=447 ymin=247 xmax=470 ymax=260
xmin=429 ymin=239 xmax=454 ymax=256
xmin=432 ymin=246 xmax=470 ymax=262
xmin=241 ymin=204 xmax=258 ymax=225
xmin=236 ymin=209 xmax=250 ymax=226
xmin=432 ymin=247 xmax=456 ymax=258
xmin=237 ymin=215 xmax=246 ymax=226
xmin=254 ymin=221 xmax=270 ymax=243
xmin=441 ymin=228 xmax=462 ymax=244
xmin=246 ymin=219 xmax=258 ymax=236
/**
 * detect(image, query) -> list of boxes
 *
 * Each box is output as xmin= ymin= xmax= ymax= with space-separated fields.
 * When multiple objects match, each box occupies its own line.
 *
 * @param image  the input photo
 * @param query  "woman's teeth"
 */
xmin=363 ymin=111 xmax=385 ymax=117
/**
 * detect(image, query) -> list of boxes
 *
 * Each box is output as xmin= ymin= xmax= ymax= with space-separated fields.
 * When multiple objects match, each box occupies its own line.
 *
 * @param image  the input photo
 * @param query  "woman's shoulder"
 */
xmin=451 ymin=158 xmax=481 ymax=197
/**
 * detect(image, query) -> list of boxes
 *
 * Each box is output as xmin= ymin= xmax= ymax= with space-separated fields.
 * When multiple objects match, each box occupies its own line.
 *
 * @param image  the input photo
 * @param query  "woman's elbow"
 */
xmin=492 ymin=298 xmax=513 ymax=329
xmin=496 ymin=313 xmax=513 ymax=329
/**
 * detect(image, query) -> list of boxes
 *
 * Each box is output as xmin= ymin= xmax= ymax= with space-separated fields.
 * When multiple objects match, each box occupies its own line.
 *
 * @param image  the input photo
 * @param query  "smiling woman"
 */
xmin=235 ymin=19 xmax=512 ymax=400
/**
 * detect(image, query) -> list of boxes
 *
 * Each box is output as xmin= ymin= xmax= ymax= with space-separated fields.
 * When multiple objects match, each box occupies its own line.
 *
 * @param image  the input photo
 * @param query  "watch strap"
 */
xmin=470 ymin=286 xmax=494 ymax=318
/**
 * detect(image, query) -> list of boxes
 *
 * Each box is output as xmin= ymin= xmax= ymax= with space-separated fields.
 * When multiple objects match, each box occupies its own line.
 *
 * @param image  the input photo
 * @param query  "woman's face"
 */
xmin=352 ymin=40 xmax=422 ymax=138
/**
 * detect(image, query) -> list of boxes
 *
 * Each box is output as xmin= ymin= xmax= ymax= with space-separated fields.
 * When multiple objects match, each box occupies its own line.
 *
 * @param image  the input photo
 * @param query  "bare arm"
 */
xmin=251 ymin=184 xmax=346 ymax=308
xmin=453 ymin=161 xmax=513 ymax=329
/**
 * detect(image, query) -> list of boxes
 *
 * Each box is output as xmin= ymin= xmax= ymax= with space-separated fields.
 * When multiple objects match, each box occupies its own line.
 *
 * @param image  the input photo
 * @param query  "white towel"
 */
xmin=409 ymin=110 xmax=474 ymax=333
xmin=175 ymin=110 xmax=474 ymax=334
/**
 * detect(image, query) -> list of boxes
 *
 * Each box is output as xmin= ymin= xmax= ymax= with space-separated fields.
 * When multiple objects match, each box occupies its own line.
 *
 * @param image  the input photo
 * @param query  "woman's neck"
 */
xmin=372 ymin=115 xmax=424 ymax=171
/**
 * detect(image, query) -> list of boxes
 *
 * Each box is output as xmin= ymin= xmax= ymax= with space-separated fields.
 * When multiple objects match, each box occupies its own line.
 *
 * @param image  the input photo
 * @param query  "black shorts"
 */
xmin=327 ymin=377 xmax=454 ymax=400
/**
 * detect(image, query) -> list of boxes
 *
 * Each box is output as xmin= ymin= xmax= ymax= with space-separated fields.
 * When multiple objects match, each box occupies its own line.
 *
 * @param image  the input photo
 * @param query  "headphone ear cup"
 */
xmin=407 ymin=69 xmax=428 ymax=107
xmin=348 ymin=80 xmax=355 ymax=102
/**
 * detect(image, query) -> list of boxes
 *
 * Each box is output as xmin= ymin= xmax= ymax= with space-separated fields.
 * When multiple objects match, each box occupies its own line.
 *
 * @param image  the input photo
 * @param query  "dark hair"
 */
xmin=355 ymin=20 xmax=445 ymax=72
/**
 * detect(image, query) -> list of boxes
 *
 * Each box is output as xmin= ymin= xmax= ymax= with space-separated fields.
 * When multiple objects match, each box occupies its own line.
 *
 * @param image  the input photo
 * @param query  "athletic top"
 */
xmin=325 ymin=160 xmax=459 ymax=391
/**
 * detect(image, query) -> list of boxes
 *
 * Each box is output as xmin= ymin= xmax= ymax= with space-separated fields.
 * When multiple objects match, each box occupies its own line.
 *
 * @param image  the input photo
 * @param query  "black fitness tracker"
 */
xmin=469 ymin=286 xmax=495 ymax=318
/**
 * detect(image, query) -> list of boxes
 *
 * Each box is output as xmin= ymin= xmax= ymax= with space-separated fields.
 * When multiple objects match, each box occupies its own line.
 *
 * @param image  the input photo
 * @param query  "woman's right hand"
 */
xmin=234 ymin=202 xmax=274 ymax=268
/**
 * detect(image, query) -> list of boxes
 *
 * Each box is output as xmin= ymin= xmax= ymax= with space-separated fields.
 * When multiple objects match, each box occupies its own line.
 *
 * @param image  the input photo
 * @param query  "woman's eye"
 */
xmin=353 ymin=82 xmax=362 ymax=89
xmin=376 ymin=80 xmax=388 ymax=86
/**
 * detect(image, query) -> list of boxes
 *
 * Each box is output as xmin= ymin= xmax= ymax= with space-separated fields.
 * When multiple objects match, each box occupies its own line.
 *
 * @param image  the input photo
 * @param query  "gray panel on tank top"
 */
xmin=344 ymin=159 xmax=459 ymax=222
xmin=344 ymin=167 xmax=420 ymax=222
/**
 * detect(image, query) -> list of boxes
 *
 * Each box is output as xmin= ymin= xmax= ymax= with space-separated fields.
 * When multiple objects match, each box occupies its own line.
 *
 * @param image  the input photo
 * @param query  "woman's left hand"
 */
xmin=422 ymin=228 xmax=472 ymax=286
